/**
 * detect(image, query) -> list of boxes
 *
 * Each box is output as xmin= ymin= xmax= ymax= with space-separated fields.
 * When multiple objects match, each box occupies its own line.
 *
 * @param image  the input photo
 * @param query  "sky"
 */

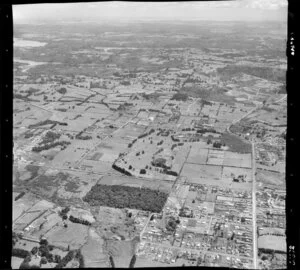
xmin=13 ymin=0 xmax=288 ymax=23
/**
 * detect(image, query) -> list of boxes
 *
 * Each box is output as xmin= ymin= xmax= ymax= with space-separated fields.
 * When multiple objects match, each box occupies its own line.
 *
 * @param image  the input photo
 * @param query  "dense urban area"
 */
xmin=13 ymin=20 xmax=286 ymax=269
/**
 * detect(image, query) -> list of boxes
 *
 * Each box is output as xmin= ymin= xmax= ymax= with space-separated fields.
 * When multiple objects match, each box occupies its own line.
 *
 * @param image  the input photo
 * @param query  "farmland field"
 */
xmin=12 ymin=6 xmax=287 ymax=270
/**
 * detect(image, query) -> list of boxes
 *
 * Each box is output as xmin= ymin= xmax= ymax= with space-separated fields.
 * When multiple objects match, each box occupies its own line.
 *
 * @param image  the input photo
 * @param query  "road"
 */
xmin=251 ymin=141 xmax=258 ymax=269
xmin=141 ymin=240 xmax=253 ymax=261
xmin=27 ymin=163 xmax=124 ymax=178
xmin=28 ymin=102 xmax=54 ymax=113
xmin=226 ymin=93 xmax=287 ymax=135
xmin=226 ymin=106 xmax=259 ymax=134
xmin=75 ymin=110 xmax=140 ymax=166
xmin=140 ymin=214 xmax=154 ymax=239
xmin=273 ymin=94 xmax=287 ymax=104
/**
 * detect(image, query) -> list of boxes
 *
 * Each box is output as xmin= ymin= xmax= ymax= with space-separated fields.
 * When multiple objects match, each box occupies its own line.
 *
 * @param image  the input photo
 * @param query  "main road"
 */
xmin=251 ymin=140 xmax=258 ymax=269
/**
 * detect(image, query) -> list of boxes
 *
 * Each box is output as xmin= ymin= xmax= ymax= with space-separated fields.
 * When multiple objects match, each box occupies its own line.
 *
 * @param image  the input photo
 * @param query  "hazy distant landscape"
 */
xmin=12 ymin=12 xmax=286 ymax=270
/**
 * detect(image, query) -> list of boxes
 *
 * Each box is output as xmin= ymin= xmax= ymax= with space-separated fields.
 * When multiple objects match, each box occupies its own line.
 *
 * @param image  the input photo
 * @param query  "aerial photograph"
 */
xmin=12 ymin=1 xmax=287 ymax=269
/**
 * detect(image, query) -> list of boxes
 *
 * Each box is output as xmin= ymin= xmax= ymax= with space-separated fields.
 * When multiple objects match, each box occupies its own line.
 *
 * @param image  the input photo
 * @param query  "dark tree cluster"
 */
xmin=14 ymin=93 xmax=37 ymax=102
xmin=137 ymin=128 xmax=155 ymax=140
xmin=164 ymin=170 xmax=178 ymax=176
xmin=75 ymin=249 xmax=85 ymax=268
xmin=24 ymin=132 xmax=34 ymax=139
xmin=179 ymin=207 xmax=193 ymax=218
xmin=75 ymin=131 xmax=92 ymax=140
xmin=12 ymin=248 xmax=30 ymax=258
xmin=171 ymin=93 xmax=188 ymax=101
xmin=259 ymin=248 xmax=286 ymax=255
xmin=57 ymin=87 xmax=67 ymax=94
xmin=37 ymin=240 xmax=55 ymax=263
xmin=109 ymin=256 xmax=115 ymax=268
xmin=112 ymin=164 xmax=132 ymax=176
xmin=38 ymin=131 xmax=61 ymax=146
xmin=171 ymin=144 xmax=177 ymax=150
xmin=12 ymin=232 xmax=19 ymax=246
xmin=137 ymin=133 xmax=148 ymax=139
xmin=196 ymin=128 xmax=218 ymax=134
xmin=32 ymin=141 xmax=70 ymax=152
xmin=56 ymin=108 xmax=67 ymax=112
xmin=149 ymin=108 xmax=162 ymax=113
xmin=154 ymin=148 xmax=163 ymax=155
xmin=166 ymin=216 xmax=179 ymax=232
xmin=19 ymin=256 xmax=39 ymax=269
xmin=58 ymin=206 xmax=70 ymax=219
xmin=83 ymin=184 xmax=168 ymax=213
xmin=54 ymin=250 xmax=75 ymax=269
xmin=28 ymin=119 xmax=67 ymax=129
xmin=69 ymin=215 xmax=91 ymax=226
xmin=171 ymin=135 xmax=180 ymax=142
xmin=129 ymin=255 xmax=137 ymax=268
xmin=120 ymin=80 xmax=130 ymax=85
xmin=128 ymin=138 xmax=137 ymax=148
xmin=15 ymin=191 xmax=26 ymax=201
xmin=201 ymin=99 xmax=213 ymax=106
xmin=182 ymin=128 xmax=192 ymax=131
xmin=212 ymin=141 xmax=223 ymax=148
xmin=139 ymin=169 xmax=146 ymax=174
xmin=157 ymin=140 xmax=164 ymax=146
xmin=151 ymin=158 xmax=170 ymax=170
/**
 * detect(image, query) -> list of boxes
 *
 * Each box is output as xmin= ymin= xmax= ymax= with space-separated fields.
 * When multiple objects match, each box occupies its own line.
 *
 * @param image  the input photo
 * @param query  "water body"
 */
xmin=14 ymin=58 xmax=47 ymax=72
xmin=14 ymin=38 xmax=47 ymax=48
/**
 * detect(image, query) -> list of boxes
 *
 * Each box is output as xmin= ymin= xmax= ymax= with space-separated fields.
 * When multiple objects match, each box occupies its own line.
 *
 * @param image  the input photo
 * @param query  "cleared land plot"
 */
xmin=186 ymin=147 xmax=209 ymax=164
xmin=99 ymin=175 xmax=173 ymax=192
xmin=135 ymin=257 xmax=177 ymax=268
xmin=80 ymin=159 xmax=113 ymax=174
xmin=27 ymin=172 xmax=69 ymax=198
xmin=256 ymin=169 xmax=285 ymax=186
xmin=222 ymin=167 xmax=252 ymax=183
xmin=14 ymin=210 xmax=47 ymax=231
xmin=45 ymin=222 xmax=88 ymax=250
xmin=11 ymin=256 xmax=23 ymax=269
xmin=199 ymin=201 xmax=215 ymax=214
xmin=207 ymin=149 xmax=224 ymax=166
xmin=81 ymin=228 xmax=108 ymax=268
xmin=16 ymin=108 xmax=52 ymax=128
xmin=88 ymin=139 xmax=128 ymax=164
xmin=54 ymin=171 xmax=102 ymax=199
xmin=13 ymin=239 xmax=38 ymax=252
xmin=92 ymin=206 xmax=132 ymax=238
xmin=29 ymin=212 xmax=62 ymax=239
xmin=50 ymin=140 xmax=95 ymax=167
xmin=172 ymin=144 xmax=191 ymax=173
xmin=258 ymin=235 xmax=286 ymax=253
xmin=86 ymin=152 xmax=103 ymax=161
xmin=113 ymin=123 xmax=146 ymax=139
xmin=106 ymin=240 xmax=137 ymax=268
xmin=54 ymin=114 xmax=95 ymax=132
xmin=223 ymin=151 xmax=252 ymax=168
xmin=259 ymin=227 xmax=285 ymax=236
xmin=28 ymin=199 xmax=54 ymax=212
xmin=181 ymin=163 xmax=223 ymax=184
xmin=13 ymin=194 xmax=41 ymax=222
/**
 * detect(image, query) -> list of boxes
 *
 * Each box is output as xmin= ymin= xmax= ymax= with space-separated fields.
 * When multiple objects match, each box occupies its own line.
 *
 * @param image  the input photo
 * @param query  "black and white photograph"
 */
xmin=11 ymin=1 xmax=288 ymax=269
